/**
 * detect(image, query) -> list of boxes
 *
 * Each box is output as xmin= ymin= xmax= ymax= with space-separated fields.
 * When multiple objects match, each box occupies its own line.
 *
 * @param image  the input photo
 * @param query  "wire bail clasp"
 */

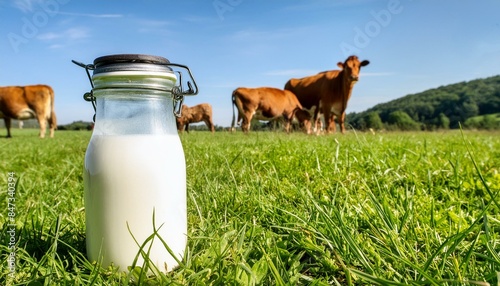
xmin=167 ymin=63 xmax=198 ymax=118
xmin=72 ymin=60 xmax=97 ymax=121
xmin=172 ymin=86 xmax=184 ymax=118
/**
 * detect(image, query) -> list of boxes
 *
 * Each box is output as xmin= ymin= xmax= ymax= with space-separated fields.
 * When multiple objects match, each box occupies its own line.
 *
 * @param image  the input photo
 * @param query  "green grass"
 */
xmin=1 ymin=129 xmax=499 ymax=285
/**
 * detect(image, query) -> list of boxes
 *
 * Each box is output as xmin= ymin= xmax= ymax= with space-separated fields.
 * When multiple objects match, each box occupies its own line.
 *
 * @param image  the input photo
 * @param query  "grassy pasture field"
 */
xmin=0 ymin=129 xmax=499 ymax=285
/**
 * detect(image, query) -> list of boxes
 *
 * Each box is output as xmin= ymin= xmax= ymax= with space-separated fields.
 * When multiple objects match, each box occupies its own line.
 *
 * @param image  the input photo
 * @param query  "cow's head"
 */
xmin=337 ymin=55 xmax=369 ymax=82
xmin=295 ymin=109 xmax=312 ymax=134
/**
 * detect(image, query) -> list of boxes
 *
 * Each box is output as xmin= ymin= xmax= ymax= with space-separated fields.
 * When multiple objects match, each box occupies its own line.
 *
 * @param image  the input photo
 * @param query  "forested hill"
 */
xmin=348 ymin=75 xmax=500 ymax=130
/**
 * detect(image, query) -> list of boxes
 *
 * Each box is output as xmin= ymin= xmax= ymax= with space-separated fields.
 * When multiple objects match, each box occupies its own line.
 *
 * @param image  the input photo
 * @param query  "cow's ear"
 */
xmin=337 ymin=62 xmax=344 ymax=69
xmin=361 ymin=60 xmax=370 ymax=67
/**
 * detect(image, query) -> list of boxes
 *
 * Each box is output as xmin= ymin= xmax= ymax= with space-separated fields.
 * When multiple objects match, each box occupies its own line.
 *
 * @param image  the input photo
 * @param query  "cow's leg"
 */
xmin=236 ymin=113 xmax=242 ymax=127
xmin=31 ymin=108 xmax=48 ymax=138
xmin=38 ymin=118 xmax=47 ymax=138
xmin=242 ymin=119 xmax=250 ymax=133
xmin=205 ymin=118 xmax=215 ymax=133
xmin=241 ymin=114 xmax=251 ymax=133
xmin=322 ymin=109 xmax=330 ymax=134
xmin=4 ymin=118 xmax=12 ymax=138
xmin=324 ymin=110 xmax=335 ymax=134
xmin=313 ymin=107 xmax=321 ymax=135
xmin=284 ymin=117 xmax=291 ymax=134
xmin=184 ymin=124 xmax=189 ymax=133
xmin=49 ymin=111 xmax=56 ymax=138
xmin=339 ymin=113 xmax=346 ymax=134
xmin=285 ymin=119 xmax=292 ymax=134
xmin=301 ymin=119 xmax=311 ymax=134
xmin=315 ymin=118 xmax=322 ymax=134
xmin=329 ymin=115 xmax=337 ymax=133
xmin=36 ymin=111 xmax=51 ymax=138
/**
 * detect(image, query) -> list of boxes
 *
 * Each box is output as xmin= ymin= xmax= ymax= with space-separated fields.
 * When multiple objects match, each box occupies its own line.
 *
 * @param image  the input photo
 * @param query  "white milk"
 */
xmin=83 ymin=134 xmax=186 ymax=272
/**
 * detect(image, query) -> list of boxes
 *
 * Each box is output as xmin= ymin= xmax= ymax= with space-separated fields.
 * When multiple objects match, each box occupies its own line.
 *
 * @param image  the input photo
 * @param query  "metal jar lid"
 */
xmin=72 ymin=54 xmax=199 ymax=118
xmin=91 ymin=54 xmax=177 ymax=92
xmin=92 ymin=54 xmax=173 ymax=75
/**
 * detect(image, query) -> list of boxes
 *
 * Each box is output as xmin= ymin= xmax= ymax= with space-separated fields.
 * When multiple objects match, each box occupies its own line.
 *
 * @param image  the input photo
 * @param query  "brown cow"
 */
xmin=0 ymin=85 xmax=57 ymax=138
xmin=231 ymin=87 xmax=309 ymax=133
xmin=285 ymin=55 xmax=369 ymax=134
xmin=176 ymin=103 xmax=215 ymax=133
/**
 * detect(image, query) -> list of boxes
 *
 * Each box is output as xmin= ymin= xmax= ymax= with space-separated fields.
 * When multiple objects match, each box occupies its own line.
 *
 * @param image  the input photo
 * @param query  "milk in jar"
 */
xmin=84 ymin=134 xmax=186 ymax=271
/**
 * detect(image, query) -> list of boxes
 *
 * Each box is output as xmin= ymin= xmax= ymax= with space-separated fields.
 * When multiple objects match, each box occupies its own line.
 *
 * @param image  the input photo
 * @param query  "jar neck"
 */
xmin=92 ymin=89 xmax=177 ymax=135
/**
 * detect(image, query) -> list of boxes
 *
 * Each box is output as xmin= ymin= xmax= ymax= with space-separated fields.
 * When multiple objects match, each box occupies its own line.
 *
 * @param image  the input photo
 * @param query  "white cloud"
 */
xmin=37 ymin=32 xmax=61 ymax=40
xmin=57 ymin=11 xmax=123 ymax=18
xmin=137 ymin=19 xmax=171 ymax=27
xmin=48 ymin=44 xmax=64 ymax=49
xmin=37 ymin=27 xmax=89 ymax=41
xmin=65 ymin=27 xmax=90 ymax=39
xmin=36 ymin=27 xmax=90 ymax=49
xmin=134 ymin=18 xmax=174 ymax=35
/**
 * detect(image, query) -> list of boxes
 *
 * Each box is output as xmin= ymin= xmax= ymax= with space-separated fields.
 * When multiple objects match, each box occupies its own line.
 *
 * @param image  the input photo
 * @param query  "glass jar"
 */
xmin=76 ymin=54 xmax=197 ymax=273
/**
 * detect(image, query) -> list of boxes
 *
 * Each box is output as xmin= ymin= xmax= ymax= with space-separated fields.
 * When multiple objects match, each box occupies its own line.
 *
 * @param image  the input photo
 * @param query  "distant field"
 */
xmin=0 ymin=129 xmax=499 ymax=285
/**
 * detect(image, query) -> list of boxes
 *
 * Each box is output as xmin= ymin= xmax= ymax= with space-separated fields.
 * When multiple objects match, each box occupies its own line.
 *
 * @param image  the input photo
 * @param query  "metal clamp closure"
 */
xmin=166 ymin=63 xmax=198 ymax=118
xmin=71 ymin=59 xmax=198 ymax=120
xmin=72 ymin=60 xmax=96 ymax=121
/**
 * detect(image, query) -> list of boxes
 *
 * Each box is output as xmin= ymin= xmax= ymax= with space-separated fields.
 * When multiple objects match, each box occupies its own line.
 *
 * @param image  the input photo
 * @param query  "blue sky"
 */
xmin=1 ymin=0 xmax=499 ymax=127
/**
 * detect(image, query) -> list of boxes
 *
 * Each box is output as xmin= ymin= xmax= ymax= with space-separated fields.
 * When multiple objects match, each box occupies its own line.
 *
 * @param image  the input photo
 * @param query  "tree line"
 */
xmin=347 ymin=75 xmax=500 ymax=131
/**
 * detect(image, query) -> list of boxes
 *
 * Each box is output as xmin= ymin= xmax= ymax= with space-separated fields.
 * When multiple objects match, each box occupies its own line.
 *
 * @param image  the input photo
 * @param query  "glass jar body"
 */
xmin=83 ymin=88 xmax=186 ymax=272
